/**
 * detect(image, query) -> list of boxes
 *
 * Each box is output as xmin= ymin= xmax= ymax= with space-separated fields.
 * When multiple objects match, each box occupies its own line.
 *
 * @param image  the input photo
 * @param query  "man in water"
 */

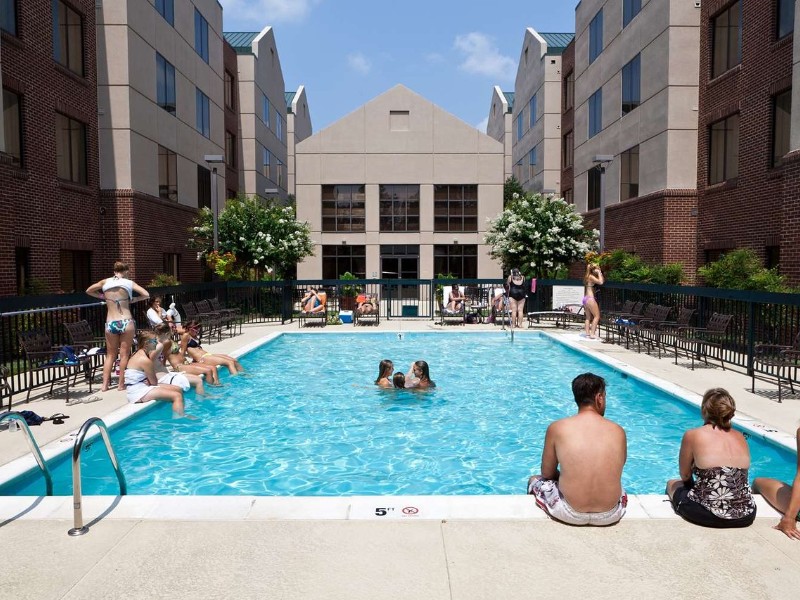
xmin=528 ymin=372 xmax=627 ymax=526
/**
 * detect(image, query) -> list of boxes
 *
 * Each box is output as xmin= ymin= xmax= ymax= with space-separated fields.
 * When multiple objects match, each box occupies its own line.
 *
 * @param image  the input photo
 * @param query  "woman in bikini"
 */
xmin=151 ymin=324 xmax=213 ymax=395
xmin=154 ymin=323 xmax=221 ymax=386
xmin=506 ymin=269 xmax=527 ymax=328
xmin=375 ymin=359 xmax=394 ymax=387
xmin=86 ymin=261 xmax=149 ymax=392
xmin=124 ymin=330 xmax=186 ymax=416
xmin=180 ymin=320 xmax=244 ymax=375
xmin=754 ymin=426 xmax=800 ymax=539
xmin=582 ymin=263 xmax=604 ymax=339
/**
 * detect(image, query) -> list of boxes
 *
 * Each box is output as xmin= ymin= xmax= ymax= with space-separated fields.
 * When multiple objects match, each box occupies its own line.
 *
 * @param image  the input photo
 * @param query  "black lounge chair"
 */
xmin=674 ymin=313 xmax=734 ymax=370
xmin=18 ymin=330 xmax=93 ymax=404
xmin=751 ymin=331 xmax=800 ymax=403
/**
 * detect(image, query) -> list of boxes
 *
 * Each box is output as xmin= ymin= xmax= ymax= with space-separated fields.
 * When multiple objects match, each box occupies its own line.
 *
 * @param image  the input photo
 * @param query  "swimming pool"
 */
xmin=0 ymin=332 xmax=796 ymax=496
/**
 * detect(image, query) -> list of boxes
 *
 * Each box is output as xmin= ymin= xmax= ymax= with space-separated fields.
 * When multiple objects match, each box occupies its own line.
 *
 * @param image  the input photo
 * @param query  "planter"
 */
xmin=340 ymin=296 xmax=356 ymax=311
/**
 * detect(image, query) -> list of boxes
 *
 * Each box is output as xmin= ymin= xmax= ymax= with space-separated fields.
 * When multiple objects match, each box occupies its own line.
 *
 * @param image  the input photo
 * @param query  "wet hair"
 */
xmin=571 ymin=373 xmax=606 ymax=406
xmin=511 ymin=268 xmax=521 ymax=277
xmin=414 ymin=360 xmax=433 ymax=383
xmin=393 ymin=372 xmax=406 ymax=388
xmin=153 ymin=322 xmax=172 ymax=339
xmin=701 ymin=388 xmax=736 ymax=430
xmin=113 ymin=261 xmax=129 ymax=274
xmin=375 ymin=359 xmax=393 ymax=385
xmin=136 ymin=329 xmax=156 ymax=349
xmin=149 ymin=296 xmax=162 ymax=308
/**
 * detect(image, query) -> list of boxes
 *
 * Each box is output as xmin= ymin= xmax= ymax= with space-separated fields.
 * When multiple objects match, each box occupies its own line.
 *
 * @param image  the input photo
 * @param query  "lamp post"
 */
xmin=204 ymin=154 xmax=225 ymax=251
xmin=592 ymin=154 xmax=614 ymax=252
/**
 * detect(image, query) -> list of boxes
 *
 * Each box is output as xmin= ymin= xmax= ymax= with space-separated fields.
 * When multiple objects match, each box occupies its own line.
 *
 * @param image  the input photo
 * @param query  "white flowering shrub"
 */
xmin=484 ymin=192 xmax=598 ymax=278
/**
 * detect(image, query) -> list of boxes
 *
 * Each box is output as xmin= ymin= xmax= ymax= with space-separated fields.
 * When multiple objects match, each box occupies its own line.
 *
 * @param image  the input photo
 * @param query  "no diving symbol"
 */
xmin=402 ymin=506 xmax=419 ymax=515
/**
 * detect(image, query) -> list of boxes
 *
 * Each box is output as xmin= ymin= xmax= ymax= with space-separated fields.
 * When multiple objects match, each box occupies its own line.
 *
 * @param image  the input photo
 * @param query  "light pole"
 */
xmin=204 ymin=154 xmax=225 ymax=251
xmin=593 ymin=154 xmax=614 ymax=252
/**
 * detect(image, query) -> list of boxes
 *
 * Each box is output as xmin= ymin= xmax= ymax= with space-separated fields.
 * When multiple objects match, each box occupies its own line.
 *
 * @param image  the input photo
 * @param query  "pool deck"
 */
xmin=2 ymin=320 xmax=799 ymax=599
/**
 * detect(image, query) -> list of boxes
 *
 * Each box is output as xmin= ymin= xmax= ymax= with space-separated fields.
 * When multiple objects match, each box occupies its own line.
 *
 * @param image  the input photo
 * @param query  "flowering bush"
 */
xmin=485 ymin=191 xmax=597 ymax=278
xmin=205 ymin=251 xmax=237 ymax=280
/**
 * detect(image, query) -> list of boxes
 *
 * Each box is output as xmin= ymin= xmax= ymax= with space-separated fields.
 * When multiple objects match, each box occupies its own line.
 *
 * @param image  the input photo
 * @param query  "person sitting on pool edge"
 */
xmin=753 ymin=424 xmax=800 ymax=539
xmin=392 ymin=371 xmax=406 ymax=389
xmin=528 ymin=372 xmax=627 ymax=526
xmin=404 ymin=360 xmax=435 ymax=389
xmin=180 ymin=320 xmax=245 ymax=375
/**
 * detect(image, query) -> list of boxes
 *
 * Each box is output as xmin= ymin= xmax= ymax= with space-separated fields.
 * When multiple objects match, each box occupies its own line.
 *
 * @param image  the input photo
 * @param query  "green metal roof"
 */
xmin=539 ymin=32 xmax=574 ymax=55
xmin=502 ymin=91 xmax=514 ymax=112
xmin=285 ymin=91 xmax=296 ymax=113
xmin=223 ymin=32 xmax=259 ymax=54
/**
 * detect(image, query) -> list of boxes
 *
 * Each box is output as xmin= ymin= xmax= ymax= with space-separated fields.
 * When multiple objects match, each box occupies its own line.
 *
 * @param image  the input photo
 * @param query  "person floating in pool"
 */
xmin=527 ymin=372 xmax=627 ymax=526
xmin=375 ymin=359 xmax=394 ymax=388
xmin=404 ymin=360 xmax=436 ymax=389
xmin=180 ymin=320 xmax=245 ymax=375
xmin=754 ymin=424 xmax=800 ymax=539
xmin=392 ymin=371 xmax=406 ymax=389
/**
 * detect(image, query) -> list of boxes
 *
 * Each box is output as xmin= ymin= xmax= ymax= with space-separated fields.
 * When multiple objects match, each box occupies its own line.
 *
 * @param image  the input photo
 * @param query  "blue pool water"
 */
xmin=1 ymin=332 xmax=796 ymax=496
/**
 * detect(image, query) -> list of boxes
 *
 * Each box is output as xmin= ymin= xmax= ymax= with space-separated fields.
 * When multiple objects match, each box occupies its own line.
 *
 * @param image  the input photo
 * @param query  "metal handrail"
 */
xmin=68 ymin=417 xmax=127 ymax=537
xmin=0 ymin=411 xmax=53 ymax=496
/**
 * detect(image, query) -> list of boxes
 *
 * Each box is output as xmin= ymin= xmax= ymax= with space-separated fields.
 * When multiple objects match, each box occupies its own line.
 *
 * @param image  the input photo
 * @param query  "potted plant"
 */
xmin=338 ymin=272 xmax=362 ymax=311
xmin=434 ymin=272 xmax=456 ymax=310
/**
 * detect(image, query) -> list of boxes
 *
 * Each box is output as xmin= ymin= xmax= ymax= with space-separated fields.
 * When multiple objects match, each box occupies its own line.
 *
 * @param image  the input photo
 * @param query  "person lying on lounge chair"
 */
xmin=357 ymin=293 xmax=378 ymax=315
xmin=300 ymin=288 xmax=326 ymax=314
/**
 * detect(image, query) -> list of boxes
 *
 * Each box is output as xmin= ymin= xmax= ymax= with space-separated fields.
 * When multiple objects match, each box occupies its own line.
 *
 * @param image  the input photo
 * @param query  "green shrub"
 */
xmin=148 ymin=273 xmax=180 ymax=287
xmin=699 ymin=249 xmax=788 ymax=292
xmin=598 ymin=250 xmax=684 ymax=284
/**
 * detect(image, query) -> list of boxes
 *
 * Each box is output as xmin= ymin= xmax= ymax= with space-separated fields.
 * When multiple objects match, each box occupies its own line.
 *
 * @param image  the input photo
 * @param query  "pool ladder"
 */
xmin=0 ymin=411 xmax=54 ymax=496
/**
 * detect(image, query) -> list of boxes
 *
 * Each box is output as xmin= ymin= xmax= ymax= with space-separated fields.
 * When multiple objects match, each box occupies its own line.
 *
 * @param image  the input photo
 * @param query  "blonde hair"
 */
xmin=701 ymin=388 xmax=736 ymax=430
xmin=136 ymin=329 xmax=156 ymax=349
xmin=584 ymin=263 xmax=598 ymax=285
xmin=113 ymin=261 xmax=129 ymax=274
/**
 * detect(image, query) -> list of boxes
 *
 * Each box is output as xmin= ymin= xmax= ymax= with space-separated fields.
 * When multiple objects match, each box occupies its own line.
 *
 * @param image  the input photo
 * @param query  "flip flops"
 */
xmin=42 ymin=413 xmax=70 ymax=425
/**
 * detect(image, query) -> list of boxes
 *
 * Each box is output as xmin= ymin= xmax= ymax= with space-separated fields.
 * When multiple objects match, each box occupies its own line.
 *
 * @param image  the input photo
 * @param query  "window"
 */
xmin=59 ymin=250 xmax=91 ymax=293
xmin=1 ymin=0 xmax=17 ymax=35
xmin=53 ymin=0 xmax=84 ymax=76
xmin=588 ymin=88 xmax=603 ymax=138
xmin=224 ymin=70 xmax=236 ymax=110
xmin=194 ymin=8 xmax=209 ymax=63
xmin=275 ymin=158 xmax=284 ymax=189
xmin=55 ymin=113 xmax=86 ymax=184
xmin=155 ymin=0 xmax=174 ymax=26
xmin=529 ymin=94 xmax=537 ymax=128
xmin=262 ymin=95 xmax=270 ymax=126
xmin=708 ymin=113 xmax=740 ymax=184
xmin=516 ymin=113 xmax=523 ymax=141
xmin=563 ymin=130 xmax=574 ymax=168
xmin=322 ymin=184 xmax=366 ymax=232
xmin=588 ymin=167 xmax=601 ymax=210
xmin=623 ymin=0 xmax=642 ymax=28
xmin=380 ymin=184 xmax=420 ymax=232
xmin=275 ymin=110 xmax=283 ymax=141
xmin=197 ymin=165 xmax=211 ymax=209
xmin=563 ymin=188 xmax=574 ymax=205
xmin=528 ymin=147 xmax=537 ymax=180
xmin=15 ymin=246 xmax=30 ymax=295
xmin=434 ymin=245 xmax=478 ymax=279
xmin=163 ymin=253 xmax=180 ymax=279
xmin=589 ymin=9 xmax=603 ymax=64
xmin=621 ymin=54 xmax=641 ymax=116
xmin=778 ymin=0 xmax=795 ymax=39
xmin=3 ymin=89 xmax=22 ymax=166
xmin=156 ymin=53 xmax=176 ymax=114
xmin=433 ymin=185 xmax=478 ymax=232
xmin=158 ymin=145 xmax=177 ymax=201
xmin=712 ymin=1 xmax=742 ymax=78
xmin=563 ymin=71 xmax=574 ymax=110
xmin=322 ymin=245 xmax=366 ymax=279
xmin=195 ymin=88 xmax=210 ymax=138
xmin=261 ymin=145 xmax=270 ymax=179
xmin=772 ymin=90 xmax=791 ymax=167
xmin=620 ymin=145 xmax=639 ymax=200
xmin=225 ymin=131 xmax=236 ymax=169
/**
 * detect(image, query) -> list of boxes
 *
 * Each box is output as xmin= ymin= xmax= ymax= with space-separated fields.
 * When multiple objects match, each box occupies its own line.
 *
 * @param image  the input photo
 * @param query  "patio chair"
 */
xmin=674 ymin=312 xmax=734 ymax=370
xmin=0 ymin=365 xmax=12 ymax=411
xmin=527 ymin=304 xmax=584 ymax=329
xmin=647 ymin=307 xmax=696 ymax=358
xmin=751 ymin=331 xmax=800 ymax=403
xmin=182 ymin=301 xmax=223 ymax=340
xmin=196 ymin=299 xmax=237 ymax=338
xmin=604 ymin=301 xmax=646 ymax=344
xmin=64 ymin=320 xmax=106 ymax=385
xmin=490 ymin=287 xmax=511 ymax=326
xmin=298 ymin=290 xmax=327 ymax=328
xmin=626 ymin=305 xmax=672 ymax=354
xmin=208 ymin=297 xmax=243 ymax=336
xmin=354 ymin=293 xmax=380 ymax=326
xmin=439 ymin=285 xmax=466 ymax=325
xmin=18 ymin=329 xmax=93 ymax=404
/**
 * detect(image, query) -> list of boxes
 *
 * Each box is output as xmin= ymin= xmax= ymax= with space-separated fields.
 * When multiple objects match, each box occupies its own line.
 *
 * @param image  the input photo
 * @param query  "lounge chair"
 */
xmin=751 ymin=331 xmax=800 ymax=403
xmin=0 ymin=365 xmax=11 ymax=411
xmin=440 ymin=285 xmax=466 ymax=325
xmin=18 ymin=330 xmax=93 ymax=404
xmin=354 ymin=294 xmax=380 ymax=326
xmin=64 ymin=320 xmax=106 ymax=385
xmin=298 ymin=290 xmax=327 ymax=327
xmin=527 ymin=304 xmax=584 ymax=329
xmin=674 ymin=312 xmax=734 ymax=370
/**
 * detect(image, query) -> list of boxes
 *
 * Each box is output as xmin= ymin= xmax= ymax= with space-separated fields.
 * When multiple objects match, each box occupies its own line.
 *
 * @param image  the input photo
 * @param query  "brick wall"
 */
xmin=560 ymin=40 xmax=575 ymax=204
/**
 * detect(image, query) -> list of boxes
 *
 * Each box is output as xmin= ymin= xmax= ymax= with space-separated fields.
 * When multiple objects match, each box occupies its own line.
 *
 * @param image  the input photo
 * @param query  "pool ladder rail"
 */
xmin=0 ymin=411 xmax=54 ymax=496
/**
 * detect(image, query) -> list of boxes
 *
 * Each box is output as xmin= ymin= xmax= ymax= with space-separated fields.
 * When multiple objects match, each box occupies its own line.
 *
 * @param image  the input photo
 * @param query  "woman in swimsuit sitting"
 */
xmin=86 ymin=261 xmax=149 ymax=392
xmin=180 ymin=320 xmax=244 ymax=375
xmin=124 ymin=330 xmax=186 ymax=416
xmin=447 ymin=284 xmax=466 ymax=313
xmin=300 ymin=288 xmax=326 ymax=314
xmin=582 ymin=263 xmax=604 ymax=339
xmin=753 ymin=426 xmax=800 ymax=539
xmin=404 ymin=360 xmax=436 ymax=389
xmin=666 ymin=388 xmax=756 ymax=528
xmin=154 ymin=323 xmax=221 ymax=386
xmin=375 ymin=359 xmax=394 ymax=387
xmin=506 ymin=269 xmax=527 ymax=328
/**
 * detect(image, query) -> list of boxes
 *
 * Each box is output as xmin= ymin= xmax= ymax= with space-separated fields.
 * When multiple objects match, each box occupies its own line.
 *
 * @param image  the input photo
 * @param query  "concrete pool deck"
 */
xmin=1 ymin=320 xmax=799 ymax=599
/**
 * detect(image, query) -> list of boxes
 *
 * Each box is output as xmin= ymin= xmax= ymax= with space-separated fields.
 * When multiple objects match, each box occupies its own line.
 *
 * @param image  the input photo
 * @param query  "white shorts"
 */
xmin=528 ymin=476 xmax=627 ymax=526
xmin=157 ymin=372 xmax=191 ymax=391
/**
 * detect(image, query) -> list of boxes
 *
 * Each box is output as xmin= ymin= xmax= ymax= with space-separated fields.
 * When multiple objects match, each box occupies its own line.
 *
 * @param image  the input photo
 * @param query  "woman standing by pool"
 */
xmin=753 ymin=426 xmax=800 ymax=539
xmin=583 ymin=263 xmax=604 ymax=339
xmin=507 ymin=269 xmax=527 ymax=328
xmin=86 ymin=261 xmax=149 ymax=392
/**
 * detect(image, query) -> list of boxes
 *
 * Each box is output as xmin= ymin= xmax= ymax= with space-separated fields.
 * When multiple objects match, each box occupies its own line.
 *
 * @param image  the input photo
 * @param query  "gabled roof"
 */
xmin=502 ymin=91 xmax=515 ymax=111
xmin=223 ymin=32 xmax=260 ymax=54
xmin=285 ymin=91 xmax=296 ymax=112
xmin=539 ymin=32 xmax=574 ymax=55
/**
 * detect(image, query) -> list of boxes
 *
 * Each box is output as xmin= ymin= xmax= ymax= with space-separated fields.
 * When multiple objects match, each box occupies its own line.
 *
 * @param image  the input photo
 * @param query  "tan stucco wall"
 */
xmin=486 ymin=86 xmax=513 ymax=181
xmin=287 ymin=85 xmax=313 ymax=196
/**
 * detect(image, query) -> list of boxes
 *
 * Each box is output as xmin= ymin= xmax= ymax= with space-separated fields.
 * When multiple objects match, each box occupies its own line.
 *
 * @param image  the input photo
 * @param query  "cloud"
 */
xmin=475 ymin=117 xmax=489 ymax=133
xmin=219 ymin=0 xmax=320 ymax=24
xmin=425 ymin=52 xmax=446 ymax=65
xmin=347 ymin=52 xmax=372 ymax=75
xmin=454 ymin=32 xmax=515 ymax=81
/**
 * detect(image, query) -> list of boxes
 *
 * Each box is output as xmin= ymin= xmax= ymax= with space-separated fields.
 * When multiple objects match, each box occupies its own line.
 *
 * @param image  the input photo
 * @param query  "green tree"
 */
xmin=503 ymin=176 xmax=524 ymax=206
xmin=598 ymin=249 xmax=684 ymax=285
xmin=699 ymin=249 xmax=787 ymax=292
xmin=485 ymin=191 xmax=597 ymax=278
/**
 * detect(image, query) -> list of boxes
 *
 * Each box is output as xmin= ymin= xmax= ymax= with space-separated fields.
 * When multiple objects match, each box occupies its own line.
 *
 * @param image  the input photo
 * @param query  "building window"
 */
xmin=275 ymin=110 xmax=283 ymax=142
xmin=529 ymin=94 xmax=537 ymax=128
xmin=195 ymin=88 xmax=210 ymax=138
xmin=773 ymin=89 xmax=792 ymax=167
xmin=712 ymin=1 xmax=742 ymax=78
xmin=224 ymin=70 xmax=236 ymax=110
xmin=197 ymin=165 xmax=211 ymax=209
xmin=225 ymin=131 xmax=237 ymax=168
xmin=563 ymin=71 xmax=574 ymax=110
xmin=588 ymin=167 xmax=601 ymax=210
xmin=621 ymin=54 xmax=641 ymax=116
xmin=2 ymin=88 xmax=22 ymax=166
xmin=777 ymin=0 xmax=795 ymax=39
xmin=380 ymin=184 xmax=420 ymax=232
xmin=563 ymin=188 xmax=574 ymax=205
xmin=59 ymin=250 xmax=91 ymax=293
xmin=620 ymin=145 xmax=639 ymax=201
xmin=53 ymin=0 xmax=84 ymax=76
xmin=516 ymin=113 xmax=523 ymax=141
xmin=322 ymin=184 xmax=366 ymax=232
xmin=589 ymin=9 xmax=603 ymax=64
xmin=708 ymin=113 xmax=740 ymax=184
xmin=156 ymin=53 xmax=176 ymax=114
xmin=275 ymin=158 xmax=284 ymax=189
xmin=766 ymin=245 xmax=781 ymax=270
xmin=434 ymin=184 xmax=478 ymax=232
xmin=623 ymin=0 xmax=642 ymax=28
xmin=261 ymin=145 xmax=270 ymax=179
xmin=1 ymin=0 xmax=17 ymax=35
xmin=194 ymin=8 xmax=209 ymax=63
xmin=322 ymin=245 xmax=366 ymax=279
xmin=434 ymin=245 xmax=478 ymax=279
xmin=563 ymin=130 xmax=574 ymax=168
xmin=163 ymin=253 xmax=181 ymax=279
xmin=55 ymin=112 xmax=87 ymax=184
xmin=155 ymin=0 xmax=174 ymax=26
xmin=158 ymin=145 xmax=177 ymax=201
xmin=528 ymin=147 xmax=537 ymax=180
xmin=262 ymin=95 xmax=270 ymax=126
xmin=15 ymin=246 xmax=30 ymax=295
xmin=588 ymin=88 xmax=602 ymax=138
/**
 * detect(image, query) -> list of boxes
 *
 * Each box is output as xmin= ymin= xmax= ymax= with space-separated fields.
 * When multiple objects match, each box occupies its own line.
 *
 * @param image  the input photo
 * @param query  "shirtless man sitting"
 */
xmin=528 ymin=372 xmax=628 ymax=526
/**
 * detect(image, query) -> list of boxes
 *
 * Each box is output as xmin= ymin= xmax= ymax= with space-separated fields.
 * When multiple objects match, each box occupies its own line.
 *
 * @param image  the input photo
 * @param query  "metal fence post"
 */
xmin=746 ymin=300 xmax=755 ymax=377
